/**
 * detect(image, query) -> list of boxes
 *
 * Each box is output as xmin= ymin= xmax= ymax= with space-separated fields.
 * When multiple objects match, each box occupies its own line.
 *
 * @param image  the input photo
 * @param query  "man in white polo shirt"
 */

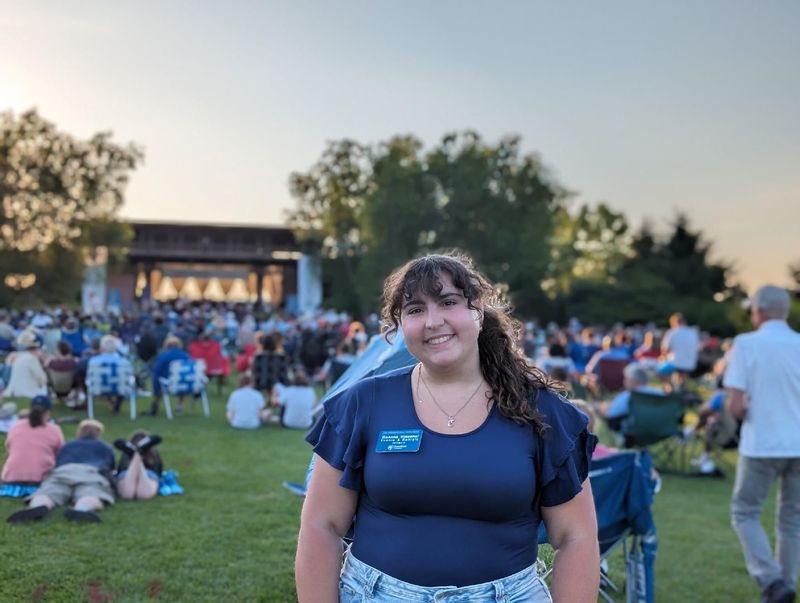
xmin=724 ymin=285 xmax=800 ymax=603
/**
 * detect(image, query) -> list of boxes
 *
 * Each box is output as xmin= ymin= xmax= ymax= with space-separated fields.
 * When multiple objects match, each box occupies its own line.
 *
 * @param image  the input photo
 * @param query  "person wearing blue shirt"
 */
xmin=596 ymin=363 xmax=664 ymax=433
xmin=296 ymin=253 xmax=600 ymax=603
xmin=584 ymin=336 xmax=632 ymax=376
xmin=148 ymin=336 xmax=190 ymax=416
xmin=7 ymin=419 xmax=115 ymax=524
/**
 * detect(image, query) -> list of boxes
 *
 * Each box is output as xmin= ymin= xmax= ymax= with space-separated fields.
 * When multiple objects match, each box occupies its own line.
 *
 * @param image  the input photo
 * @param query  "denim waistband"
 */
xmin=340 ymin=552 xmax=547 ymax=602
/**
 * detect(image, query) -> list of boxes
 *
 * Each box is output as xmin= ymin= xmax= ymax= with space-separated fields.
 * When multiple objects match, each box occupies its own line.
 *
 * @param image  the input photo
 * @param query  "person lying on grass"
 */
xmin=6 ymin=419 xmax=115 ymax=524
xmin=114 ymin=430 xmax=163 ymax=500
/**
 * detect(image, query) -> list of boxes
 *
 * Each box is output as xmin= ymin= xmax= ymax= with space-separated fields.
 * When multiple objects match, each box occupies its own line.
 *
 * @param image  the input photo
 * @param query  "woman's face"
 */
xmin=400 ymin=271 xmax=482 ymax=373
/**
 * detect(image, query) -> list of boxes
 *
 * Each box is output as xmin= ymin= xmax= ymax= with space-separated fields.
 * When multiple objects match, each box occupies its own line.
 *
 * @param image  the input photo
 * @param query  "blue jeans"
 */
xmin=339 ymin=552 xmax=552 ymax=603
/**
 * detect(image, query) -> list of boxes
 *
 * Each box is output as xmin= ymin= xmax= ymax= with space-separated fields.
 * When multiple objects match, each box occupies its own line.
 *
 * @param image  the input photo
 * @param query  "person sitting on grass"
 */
xmin=2 ymin=395 xmax=64 ymax=485
xmin=226 ymin=373 xmax=269 ymax=429
xmin=3 ymin=328 xmax=48 ymax=400
xmin=271 ymin=369 xmax=317 ymax=430
xmin=688 ymin=359 xmax=740 ymax=475
xmin=6 ymin=419 xmax=115 ymax=524
xmin=114 ymin=430 xmax=163 ymax=500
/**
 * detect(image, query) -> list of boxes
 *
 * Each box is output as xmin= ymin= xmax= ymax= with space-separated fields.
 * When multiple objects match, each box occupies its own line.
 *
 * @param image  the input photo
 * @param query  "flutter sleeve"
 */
xmin=535 ymin=391 xmax=598 ymax=508
xmin=305 ymin=381 xmax=370 ymax=491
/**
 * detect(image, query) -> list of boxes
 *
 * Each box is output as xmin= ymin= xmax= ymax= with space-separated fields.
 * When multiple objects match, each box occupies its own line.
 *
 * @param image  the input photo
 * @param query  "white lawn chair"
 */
xmin=159 ymin=358 xmax=210 ymax=420
xmin=85 ymin=360 xmax=137 ymax=420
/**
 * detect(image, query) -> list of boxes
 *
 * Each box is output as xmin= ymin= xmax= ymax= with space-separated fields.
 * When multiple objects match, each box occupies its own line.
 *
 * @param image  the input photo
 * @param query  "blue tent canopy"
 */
xmin=318 ymin=331 xmax=417 ymax=409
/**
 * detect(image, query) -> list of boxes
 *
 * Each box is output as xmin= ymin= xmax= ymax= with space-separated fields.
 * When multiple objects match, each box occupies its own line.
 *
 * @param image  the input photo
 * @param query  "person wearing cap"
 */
xmin=148 ymin=336 xmax=191 ymax=416
xmin=7 ymin=419 xmax=115 ymax=524
xmin=724 ymin=285 xmax=800 ymax=603
xmin=2 ymin=395 xmax=64 ymax=485
xmin=3 ymin=329 xmax=48 ymax=400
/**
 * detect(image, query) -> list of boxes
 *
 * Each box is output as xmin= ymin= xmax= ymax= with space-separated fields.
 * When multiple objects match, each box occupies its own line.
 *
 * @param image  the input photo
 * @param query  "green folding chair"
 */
xmin=623 ymin=392 xmax=701 ymax=474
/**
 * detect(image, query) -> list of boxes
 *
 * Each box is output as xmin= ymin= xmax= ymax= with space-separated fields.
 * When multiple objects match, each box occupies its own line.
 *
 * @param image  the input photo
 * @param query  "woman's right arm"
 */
xmin=295 ymin=456 xmax=358 ymax=603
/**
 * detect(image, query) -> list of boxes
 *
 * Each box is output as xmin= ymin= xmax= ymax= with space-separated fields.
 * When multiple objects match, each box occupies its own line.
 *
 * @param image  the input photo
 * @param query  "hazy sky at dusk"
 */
xmin=2 ymin=1 xmax=798 ymax=292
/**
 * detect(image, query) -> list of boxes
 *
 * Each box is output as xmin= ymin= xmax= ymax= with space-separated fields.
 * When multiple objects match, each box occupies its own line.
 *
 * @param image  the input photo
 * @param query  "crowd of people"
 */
xmin=2 ymin=393 xmax=164 ymax=523
xmin=1 ymin=277 xmax=798 ymax=602
xmin=0 ymin=302 xmax=376 ymax=424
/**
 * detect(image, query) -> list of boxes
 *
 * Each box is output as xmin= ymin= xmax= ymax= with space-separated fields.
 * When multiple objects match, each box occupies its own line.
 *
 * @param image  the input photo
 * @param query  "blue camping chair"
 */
xmin=539 ymin=450 xmax=658 ymax=603
xmin=159 ymin=358 xmax=210 ymax=419
xmin=85 ymin=360 xmax=137 ymax=420
xmin=288 ymin=330 xmax=416 ymax=494
xmin=313 ymin=331 xmax=417 ymax=420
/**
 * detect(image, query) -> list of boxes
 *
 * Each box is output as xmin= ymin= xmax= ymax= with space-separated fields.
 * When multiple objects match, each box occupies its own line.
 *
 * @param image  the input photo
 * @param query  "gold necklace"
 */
xmin=417 ymin=365 xmax=485 ymax=428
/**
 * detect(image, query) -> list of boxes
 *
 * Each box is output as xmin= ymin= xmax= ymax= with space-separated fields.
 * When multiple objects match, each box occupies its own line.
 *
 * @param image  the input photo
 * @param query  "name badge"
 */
xmin=375 ymin=429 xmax=423 ymax=453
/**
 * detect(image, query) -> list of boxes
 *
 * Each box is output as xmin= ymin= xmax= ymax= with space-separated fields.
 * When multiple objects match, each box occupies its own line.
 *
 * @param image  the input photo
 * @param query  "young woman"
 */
xmin=296 ymin=253 xmax=599 ymax=602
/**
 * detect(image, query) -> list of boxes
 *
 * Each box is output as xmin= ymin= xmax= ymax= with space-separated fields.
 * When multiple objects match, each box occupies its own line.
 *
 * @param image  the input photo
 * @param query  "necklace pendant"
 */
xmin=447 ymin=416 xmax=455 ymax=428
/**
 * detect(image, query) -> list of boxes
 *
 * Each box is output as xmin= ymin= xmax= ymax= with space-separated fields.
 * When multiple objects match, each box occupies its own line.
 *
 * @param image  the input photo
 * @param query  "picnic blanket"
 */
xmin=1 ymin=470 xmax=184 ymax=498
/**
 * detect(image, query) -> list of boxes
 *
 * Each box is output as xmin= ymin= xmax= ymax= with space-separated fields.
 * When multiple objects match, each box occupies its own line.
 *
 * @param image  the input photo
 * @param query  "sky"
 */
xmin=1 ymin=1 xmax=798 ymax=292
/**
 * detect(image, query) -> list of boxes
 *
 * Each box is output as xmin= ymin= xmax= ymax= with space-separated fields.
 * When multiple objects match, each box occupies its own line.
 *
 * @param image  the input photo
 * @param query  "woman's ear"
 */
xmin=472 ymin=305 xmax=484 ymax=329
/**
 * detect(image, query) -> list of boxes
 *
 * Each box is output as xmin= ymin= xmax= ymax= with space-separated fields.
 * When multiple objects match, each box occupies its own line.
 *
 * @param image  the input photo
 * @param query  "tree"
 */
xmin=789 ymin=260 xmax=800 ymax=295
xmin=287 ymin=140 xmax=371 ymax=314
xmin=287 ymin=132 xmax=569 ymax=316
xmin=421 ymin=132 xmax=567 ymax=315
xmin=0 ymin=109 xmax=141 ymax=307
xmin=355 ymin=135 xmax=438 ymax=308
xmin=563 ymin=214 xmax=744 ymax=333
xmin=546 ymin=202 xmax=631 ymax=297
xmin=0 ymin=108 xmax=142 ymax=252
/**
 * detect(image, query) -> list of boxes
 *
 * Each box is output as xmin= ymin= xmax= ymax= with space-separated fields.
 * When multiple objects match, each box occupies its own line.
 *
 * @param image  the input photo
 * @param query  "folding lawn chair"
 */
xmin=85 ymin=360 xmax=137 ymax=420
xmin=159 ymin=358 xmax=210 ymax=420
xmin=540 ymin=450 xmax=658 ymax=603
xmin=597 ymin=358 xmax=630 ymax=394
xmin=623 ymin=391 xmax=701 ymax=474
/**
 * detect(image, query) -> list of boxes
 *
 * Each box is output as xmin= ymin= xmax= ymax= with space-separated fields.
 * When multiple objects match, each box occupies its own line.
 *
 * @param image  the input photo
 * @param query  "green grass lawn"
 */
xmin=0 ymin=387 xmax=783 ymax=602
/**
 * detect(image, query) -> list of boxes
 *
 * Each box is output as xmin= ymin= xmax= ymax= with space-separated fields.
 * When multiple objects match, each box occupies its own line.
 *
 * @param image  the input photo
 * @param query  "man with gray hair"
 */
xmin=725 ymin=285 xmax=800 ymax=603
xmin=596 ymin=362 xmax=663 ymax=433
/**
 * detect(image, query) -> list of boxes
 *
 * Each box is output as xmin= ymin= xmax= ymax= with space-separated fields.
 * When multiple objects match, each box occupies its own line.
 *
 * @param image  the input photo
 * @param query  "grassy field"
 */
xmin=0 ymin=386 xmax=784 ymax=602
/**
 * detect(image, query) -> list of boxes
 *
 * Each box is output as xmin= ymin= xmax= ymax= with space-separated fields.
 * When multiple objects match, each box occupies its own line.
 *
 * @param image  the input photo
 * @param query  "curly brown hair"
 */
xmin=381 ymin=252 xmax=559 ymax=431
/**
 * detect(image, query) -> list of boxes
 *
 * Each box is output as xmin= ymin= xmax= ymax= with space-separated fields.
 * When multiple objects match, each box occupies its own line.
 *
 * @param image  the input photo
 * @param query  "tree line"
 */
xmin=287 ymin=132 xmax=799 ymax=335
xmin=2 ymin=110 xmax=798 ymax=333
xmin=0 ymin=109 xmax=139 ymax=308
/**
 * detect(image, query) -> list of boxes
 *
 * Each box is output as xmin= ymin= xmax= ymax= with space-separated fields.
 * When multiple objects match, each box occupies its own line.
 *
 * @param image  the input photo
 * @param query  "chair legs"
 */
xmin=87 ymin=392 xmax=95 ymax=419
xmin=200 ymin=390 xmax=210 ymax=418
xmin=163 ymin=393 xmax=173 ymax=420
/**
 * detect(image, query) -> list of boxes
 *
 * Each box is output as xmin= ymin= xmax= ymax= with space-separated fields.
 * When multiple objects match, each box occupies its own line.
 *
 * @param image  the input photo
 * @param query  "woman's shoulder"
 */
xmin=531 ymin=388 xmax=589 ymax=437
xmin=321 ymin=365 xmax=413 ymax=422
xmin=45 ymin=421 xmax=64 ymax=435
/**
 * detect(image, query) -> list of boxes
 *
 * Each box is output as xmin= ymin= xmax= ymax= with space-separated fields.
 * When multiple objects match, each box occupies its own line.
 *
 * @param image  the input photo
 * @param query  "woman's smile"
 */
xmin=425 ymin=334 xmax=454 ymax=345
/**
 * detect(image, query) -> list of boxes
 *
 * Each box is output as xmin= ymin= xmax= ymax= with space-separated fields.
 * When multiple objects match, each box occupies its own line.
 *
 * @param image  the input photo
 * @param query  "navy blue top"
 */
xmin=152 ymin=348 xmax=191 ymax=396
xmin=306 ymin=365 xmax=597 ymax=587
xmin=56 ymin=438 xmax=116 ymax=473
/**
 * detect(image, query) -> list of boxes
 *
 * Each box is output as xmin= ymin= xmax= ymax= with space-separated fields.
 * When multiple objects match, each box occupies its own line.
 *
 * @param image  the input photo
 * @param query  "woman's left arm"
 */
xmin=541 ymin=479 xmax=600 ymax=603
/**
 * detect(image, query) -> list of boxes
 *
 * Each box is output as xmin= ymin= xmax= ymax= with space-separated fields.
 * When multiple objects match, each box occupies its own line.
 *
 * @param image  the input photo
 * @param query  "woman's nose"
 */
xmin=425 ymin=307 xmax=444 ymax=329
